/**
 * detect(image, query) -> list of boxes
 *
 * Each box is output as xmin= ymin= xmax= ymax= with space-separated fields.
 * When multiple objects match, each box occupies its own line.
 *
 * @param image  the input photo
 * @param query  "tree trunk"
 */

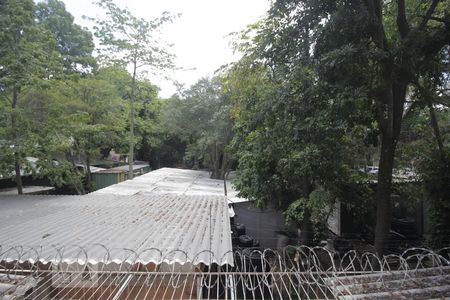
xmin=299 ymin=208 xmax=313 ymax=245
xmin=365 ymin=0 xmax=444 ymax=255
xmin=68 ymin=152 xmax=86 ymax=195
xmin=299 ymin=178 xmax=313 ymax=245
xmin=11 ymin=88 xmax=23 ymax=194
xmin=220 ymin=152 xmax=228 ymax=180
xmin=75 ymin=181 xmax=86 ymax=195
xmin=85 ymin=155 xmax=92 ymax=190
xmin=223 ymin=172 xmax=228 ymax=196
xmin=128 ymin=58 xmax=137 ymax=180
xmin=417 ymin=82 xmax=444 ymax=157
xmin=210 ymin=143 xmax=221 ymax=179
xmin=13 ymin=151 xmax=23 ymax=194
xmin=427 ymin=100 xmax=444 ymax=158
xmin=214 ymin=143 xmax=220 ymax=179
xmin=374 ymin=133 xmax=396 ymax=254
xmin=373 ymin=80 xmax=406 ymax=255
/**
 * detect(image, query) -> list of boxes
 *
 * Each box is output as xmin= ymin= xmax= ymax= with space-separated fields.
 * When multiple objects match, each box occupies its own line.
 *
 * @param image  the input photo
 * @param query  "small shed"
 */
xmin=90 ymin=163 xmax=150 ymax=191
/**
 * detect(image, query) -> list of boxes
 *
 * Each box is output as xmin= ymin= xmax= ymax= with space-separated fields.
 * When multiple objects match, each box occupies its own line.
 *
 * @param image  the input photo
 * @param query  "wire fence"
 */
xmin=1 ymin=245 xmax=450 ymax=299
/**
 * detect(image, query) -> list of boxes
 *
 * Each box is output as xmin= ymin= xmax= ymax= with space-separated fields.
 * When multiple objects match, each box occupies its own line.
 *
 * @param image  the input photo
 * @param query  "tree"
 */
xmin=228 ymin=0 xmax=449 ymax=250
xmin=225 ymin=0 xmax=378 ymax=243
xmin=90 ymin=0 xmax=177 ymax=179
xmin=306 ymin=0 xmax=449 ymax=254
xmin=226 ymin=53 xmax=359 ymax=243
xmin=16 ymin=66 xmax=129 ymax=194
xmin=18 ymin=83 xmax=87 ymax=194
xmin=162 ymin=77 xmax=234 ymax=179
xmin=250 ymin=0 xmax=449 ymax=253
xmin=63 ymin=75 xmax=127 ymax=189
xmin=36 ymin=0 xmax=96 ymax=74
xmin=400 ymin=107 xmax=450 ymax=248
xmin=396 ymin=64 xmax=449 ymax=248
xmin=134 ymin=80 xmax=164 ymax=165
xmin=0 ymin=0 xmax=60 ymax=194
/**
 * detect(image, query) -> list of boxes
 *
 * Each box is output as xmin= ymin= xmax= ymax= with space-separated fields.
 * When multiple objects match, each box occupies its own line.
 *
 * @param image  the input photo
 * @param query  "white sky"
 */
xmin=62 ymin=0 xmax=270 ymax=98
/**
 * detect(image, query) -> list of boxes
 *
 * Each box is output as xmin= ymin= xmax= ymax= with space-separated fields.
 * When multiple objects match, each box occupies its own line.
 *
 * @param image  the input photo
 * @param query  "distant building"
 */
xmin=90 ymin=163 xmax=150 ymax=190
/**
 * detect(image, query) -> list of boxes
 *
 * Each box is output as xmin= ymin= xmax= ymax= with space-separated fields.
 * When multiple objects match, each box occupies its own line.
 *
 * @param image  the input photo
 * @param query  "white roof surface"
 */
xmin=0 ymin=193 xmax=233 ymax=266
xmin=0 ymin=186 xmax=54 ymax=195
xmin=92 ymin=167 xmax=248 ymax=204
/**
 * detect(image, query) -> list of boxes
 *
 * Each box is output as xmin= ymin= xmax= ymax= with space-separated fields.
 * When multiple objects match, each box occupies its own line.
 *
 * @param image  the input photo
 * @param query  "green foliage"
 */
xmin=36 ymin=0 xmax=96 ymax=73
xmin=226 ymin=50 xmax=364 ymax=242
xmin=159 ymin=77 xmax=234 ymax=178
xmin=419 ymin=148 xmax=450 ymax=248
xmin=0 ymin=0 xmax=173 ymax=192
xmin=0 ymin=0 xmax=61 ymax=192
xmin=90 ymin=0 xmax=177 ymax=71
xmin=0 ymin=0 xmax=60 ymax=89
xmin=15 ymin=69 xmax=128 ymax=191
xmin=285 ymin=189 xmax=335 ymax=241
xmin=243 ymin=0 xmax=449 ymax=252
xmin=397 ymin=102 xmax=450 ymax=248
xmin=89 ymin=0 xmax=177 ymax=178
xmin=134 ymin=80 xmax=166 ymax=163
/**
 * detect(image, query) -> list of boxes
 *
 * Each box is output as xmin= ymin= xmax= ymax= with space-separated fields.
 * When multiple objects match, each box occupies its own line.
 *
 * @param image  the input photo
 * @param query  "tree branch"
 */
xmin=418 ymin=25 xmax=450 ymax=68
xmin=396 ymin=0 xmax=410 ymax=38
xmin=365 ymin=0 xmax=389 ymax=51
xmin=402 ymin=100 xmax=420 ymax=119
xmin=419 ymin=0 xmax=440 ymax=29
xmin=426 ymin=16 xmax=448 ymax=24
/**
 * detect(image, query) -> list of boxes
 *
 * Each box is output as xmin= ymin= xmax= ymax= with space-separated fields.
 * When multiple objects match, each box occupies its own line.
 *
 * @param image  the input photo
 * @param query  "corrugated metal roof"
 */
xmin=88 ymin=166 xmax=107 ymax=173
xmin=0 ymin=194 xmax=233 ymax=266
xmin=98 ymin=164 xmax=149 ymax=173
xmin=92 ymin=167 xmax=248 ymax=203
xmin=0 ymin=186 xmax=54 ymax=195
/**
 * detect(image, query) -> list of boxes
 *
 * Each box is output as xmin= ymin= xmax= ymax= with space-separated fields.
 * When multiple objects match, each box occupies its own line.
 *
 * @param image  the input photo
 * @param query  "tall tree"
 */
xmin=227 ymin=54 xmax=359 ymax=244
xmin=396 ymin=61 xmax=450 ymax=248
xmin=36 ymin=0 xmax=96 ymax=74
xmin=225 ymin=0 xmax=374 ymax=243
xmin=90 ymin=0 xmax=177 ymax=179
xmin=162 ymin=77 xmax=234 ymax=179
xmin=64 ymin=76 xmax=127 ymax=189
xmin=0 ymin=0 xmax=59 ymax=194
xmin=316 ymin=0 xmax=448 ymax=254
xmin=134 ymin=80 xmax=163 ymax=165
xmin=261 ymin=0 xmax=449 ymax=253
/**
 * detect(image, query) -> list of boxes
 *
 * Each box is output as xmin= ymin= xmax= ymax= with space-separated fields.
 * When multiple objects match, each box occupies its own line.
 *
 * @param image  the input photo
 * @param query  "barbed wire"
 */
xmin=1 ymin=244 xmax=449 ymax=272
xmin=1 ymin=245 xmax=449 ymax=299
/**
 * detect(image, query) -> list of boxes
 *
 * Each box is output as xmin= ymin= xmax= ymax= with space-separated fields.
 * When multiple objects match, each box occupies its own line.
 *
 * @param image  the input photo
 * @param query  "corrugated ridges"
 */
xmin=0 ymin=193 xmax=233 ymax=266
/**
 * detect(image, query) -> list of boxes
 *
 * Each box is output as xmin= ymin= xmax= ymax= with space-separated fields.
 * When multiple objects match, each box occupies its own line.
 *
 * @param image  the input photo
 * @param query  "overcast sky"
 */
xmin=62 ymin=0 xmax=270 ymax=98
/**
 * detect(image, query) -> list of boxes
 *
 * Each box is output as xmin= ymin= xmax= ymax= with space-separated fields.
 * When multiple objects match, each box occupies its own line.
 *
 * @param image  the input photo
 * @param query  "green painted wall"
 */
xmin=91 ymin=173 xmax=123 ymax=191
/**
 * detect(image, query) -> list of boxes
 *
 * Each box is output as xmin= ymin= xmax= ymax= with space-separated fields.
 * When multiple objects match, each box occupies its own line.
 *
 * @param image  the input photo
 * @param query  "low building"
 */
xmin=90 ymin=163 xmax=151 ymax=191
xmin=93 ymin=168 xmax=291 ymax=249
xmin=0 ymin=193 xmax=233 ymax=299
